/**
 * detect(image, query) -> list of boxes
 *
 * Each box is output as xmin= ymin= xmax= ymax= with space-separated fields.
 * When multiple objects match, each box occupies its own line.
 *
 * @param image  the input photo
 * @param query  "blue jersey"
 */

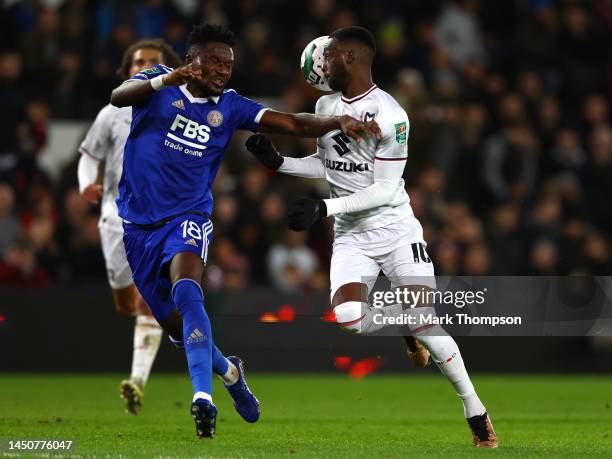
xmin=117 ymin=64 xmax=267 ymax=224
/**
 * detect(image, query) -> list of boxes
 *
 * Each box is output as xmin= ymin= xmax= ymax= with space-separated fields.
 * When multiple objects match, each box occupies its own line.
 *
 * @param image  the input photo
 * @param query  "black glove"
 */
xmin=245 ymin=134 xmax=284 ymax=170
xmin=287 ymin=198 xmax=327 ymax=231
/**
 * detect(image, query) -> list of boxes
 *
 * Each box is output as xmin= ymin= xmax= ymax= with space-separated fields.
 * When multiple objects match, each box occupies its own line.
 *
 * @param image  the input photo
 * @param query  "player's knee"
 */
xmin=169 ymin=252 xmax=204 ymax=285
xmin=112 ymin=287 xmax=137 ymax=317
xmin=395 ymin=285 xmax=443 ymax=335
xmin=333 ymin=301 xmax=366 ymax=334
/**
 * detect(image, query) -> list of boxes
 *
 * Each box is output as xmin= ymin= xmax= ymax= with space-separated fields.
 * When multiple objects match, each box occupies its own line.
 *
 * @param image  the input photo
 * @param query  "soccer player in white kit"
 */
xmin=77 ymin=39 xmax=182 ymax=414
xmin=246 ymin=26 xmax=498 ymax=448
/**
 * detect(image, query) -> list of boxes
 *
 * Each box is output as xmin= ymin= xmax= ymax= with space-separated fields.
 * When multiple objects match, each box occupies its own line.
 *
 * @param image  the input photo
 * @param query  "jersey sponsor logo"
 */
xmin=166 ymin=114 xmax=211 ymax=154
xmin=170 ymin=114 xmax=211 ymax=144
xmin=141 ymin=67 xmax=162 ymax=75
xmin=172 ymin=99 xmax=185 ymax=110
xmin=164 ymin=138 xmax=203 ymax=156
xmin=331 ymin=132 xmax=351 ymax=156
xmin=395 ymin=122 xmax=407 ymax=144
xmin=325 ymin=158 xmax=370 ymax=172
xmin=207 ymin=110 xmax=223 ymax=127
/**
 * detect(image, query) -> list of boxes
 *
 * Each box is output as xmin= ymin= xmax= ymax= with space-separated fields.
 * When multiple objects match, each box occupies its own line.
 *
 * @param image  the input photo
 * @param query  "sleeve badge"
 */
xmin=394 ymin=122 xmax=407 ymax=144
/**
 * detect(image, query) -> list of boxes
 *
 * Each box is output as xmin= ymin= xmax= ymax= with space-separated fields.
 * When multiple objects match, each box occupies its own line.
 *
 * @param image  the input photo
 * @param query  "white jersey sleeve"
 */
xmin=77 ymin=153 xmax=99 ymax=193
xmin=79 ymin=105 xmax=114 ymax=161
xmin=374 ymin=106 xmax=409 ymax=161
xmin=278 ymin=152 xmax=325 ymax=178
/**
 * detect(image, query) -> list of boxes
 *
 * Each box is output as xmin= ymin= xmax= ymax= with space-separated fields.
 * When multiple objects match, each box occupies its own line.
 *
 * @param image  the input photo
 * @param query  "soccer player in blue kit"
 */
xmin=110 ymin=23 xmax=380 ymax=439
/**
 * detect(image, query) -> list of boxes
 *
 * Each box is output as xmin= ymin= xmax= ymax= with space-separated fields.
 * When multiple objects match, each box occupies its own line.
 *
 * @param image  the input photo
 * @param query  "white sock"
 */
xmin=421 ymin=334 xmax=486 ymax=418
xmin=218 ymin=360 xmax=239 ymax=385
xmin=406 ymin=309 xmax=486 ymax=419
xmin=130 ymin=315 xmax=163 ymax=388
xmin=193 ymin=391 xmax=212 ymax=402
xmin=459 ymin=391 xmax=487 ymax=419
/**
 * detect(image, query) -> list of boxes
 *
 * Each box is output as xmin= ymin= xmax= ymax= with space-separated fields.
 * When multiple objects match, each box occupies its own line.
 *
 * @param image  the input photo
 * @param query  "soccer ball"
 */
xmin=300 ymin=36 xmax=331 ymax=92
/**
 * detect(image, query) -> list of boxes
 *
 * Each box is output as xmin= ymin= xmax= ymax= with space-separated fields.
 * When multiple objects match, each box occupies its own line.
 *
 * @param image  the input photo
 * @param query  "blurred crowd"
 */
xmin=1 ymin=0 xmax=612 ymax=290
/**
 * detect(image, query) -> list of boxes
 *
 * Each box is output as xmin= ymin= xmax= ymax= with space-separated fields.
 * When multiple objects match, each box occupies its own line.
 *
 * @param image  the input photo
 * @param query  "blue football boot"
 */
xmin=191 ymin=398 xmax=217 ymax=438
xmin=224 ymin=356 xmax=260 ymax=423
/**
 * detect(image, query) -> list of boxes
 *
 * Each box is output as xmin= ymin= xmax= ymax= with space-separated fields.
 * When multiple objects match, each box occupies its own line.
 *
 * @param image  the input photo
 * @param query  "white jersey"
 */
xmin=79 ymin=104 xmax=131 ymax=227
xmin=315 ymin=85 xmax=413 ymax=233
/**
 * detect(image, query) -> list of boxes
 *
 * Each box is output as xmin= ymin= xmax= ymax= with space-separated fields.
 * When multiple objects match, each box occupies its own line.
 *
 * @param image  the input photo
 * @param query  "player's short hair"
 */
xmin=116 ymin=39 xmax=182 ymax=80
xmin=330 ymin=26 xmax=377 ymax=54
xmin=187 ymin=23 xmax=236 ymax=53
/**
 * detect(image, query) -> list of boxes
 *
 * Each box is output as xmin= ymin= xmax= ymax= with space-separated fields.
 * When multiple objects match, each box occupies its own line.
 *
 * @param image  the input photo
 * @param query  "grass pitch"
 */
xmin=0 ymin=373 xmax=610 ymax=458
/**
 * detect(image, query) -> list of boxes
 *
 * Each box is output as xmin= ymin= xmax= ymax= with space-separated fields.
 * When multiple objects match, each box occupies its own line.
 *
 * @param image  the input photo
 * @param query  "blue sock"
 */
xmin=172 ymin=279 xmax=212 ymax=396
xmin=212 ymin=343 xmax=229 ymax=376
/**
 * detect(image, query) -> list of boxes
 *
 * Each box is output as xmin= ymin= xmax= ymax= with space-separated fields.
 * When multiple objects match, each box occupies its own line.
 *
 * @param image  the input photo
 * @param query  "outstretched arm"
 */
xmin=323 ymin=158 xmax=405 ymax=215
xmin=279 ymin=154 xmax=325 ymax=179
xmin=287 ymin=158 xmax=406 ymax=230
xmin=258 ymin=110 xmax=381 ymax=142
xmin=110 ymin=65 xmax=200 ymax=107
xmin=245 ymin=134 xmax=325 ymax=178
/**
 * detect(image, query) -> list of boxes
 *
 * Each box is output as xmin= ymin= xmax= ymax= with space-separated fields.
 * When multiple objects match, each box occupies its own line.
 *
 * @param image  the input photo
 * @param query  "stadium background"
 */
xmin=1 ymin=0 xmax=612 ymax=373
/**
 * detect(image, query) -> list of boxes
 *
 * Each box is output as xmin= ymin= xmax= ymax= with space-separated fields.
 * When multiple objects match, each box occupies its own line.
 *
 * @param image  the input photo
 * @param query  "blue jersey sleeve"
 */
xmin=127 ymin=64 xmax=174 ymax=129
xmin=230 ymin=91 xmax=267 ymax=132
xmin=129 ymin=64 xmax=173 ymax=81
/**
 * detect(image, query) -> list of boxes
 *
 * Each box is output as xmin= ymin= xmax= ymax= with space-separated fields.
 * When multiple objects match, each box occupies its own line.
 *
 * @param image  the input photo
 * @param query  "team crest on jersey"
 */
xmin=395 ymin=122 xmax=407 ymax=144
xmin=207 ymin=110 xmax=223 ymax=127
xmin=364 ymin=112 xmax=376 ymax=122
xmin=172 ymin=99 xmax=185 ymax=110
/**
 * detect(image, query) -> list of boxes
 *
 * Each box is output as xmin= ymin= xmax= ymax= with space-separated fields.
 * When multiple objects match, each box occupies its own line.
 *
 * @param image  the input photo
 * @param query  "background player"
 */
xmin=246 ymin=26 xmax=498 ymax=448
xmin=109 ymin=23 xmax=379 ymax=439
xmin=78 ymin=39 xmax=182 ymax=414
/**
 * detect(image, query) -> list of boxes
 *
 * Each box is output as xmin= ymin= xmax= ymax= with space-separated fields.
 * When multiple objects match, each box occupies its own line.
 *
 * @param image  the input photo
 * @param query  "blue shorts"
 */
xmin=123 ymin=214 xmax=213 ymax=322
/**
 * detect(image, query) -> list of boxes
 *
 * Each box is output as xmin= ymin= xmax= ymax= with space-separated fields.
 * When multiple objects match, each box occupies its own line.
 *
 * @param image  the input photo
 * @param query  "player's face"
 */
xmin=189 ymin=42 xmax=234 ymax=96
xmin=323 ymin=39 xmax=348 ymax=92
xmin=129 ymin=48 xmax=164 ymax=78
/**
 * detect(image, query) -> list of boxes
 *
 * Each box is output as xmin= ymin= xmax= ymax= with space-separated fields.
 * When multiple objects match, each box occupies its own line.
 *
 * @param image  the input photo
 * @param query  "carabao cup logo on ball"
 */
xmin=300 ymin=35 xmax=331 ymax=92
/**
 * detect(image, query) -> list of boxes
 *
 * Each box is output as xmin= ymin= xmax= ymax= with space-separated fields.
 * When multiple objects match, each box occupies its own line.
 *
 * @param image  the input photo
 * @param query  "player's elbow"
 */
xmin=284 ymin=116 xmax=304 ymax=136
xmin=110 ymin=89 xmax=127 ymax=107
xmin=348 ymin=185 xmax=395 ymax=213
xmin=373 ymin=181 xmax=397 ymax=205
xmin=110 ymin=84 xmax=135 ymax=107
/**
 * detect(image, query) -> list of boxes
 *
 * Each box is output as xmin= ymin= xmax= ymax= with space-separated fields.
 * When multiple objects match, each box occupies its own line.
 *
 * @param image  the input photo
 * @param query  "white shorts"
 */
xmin=330 ymin=216 xmax=435 ymax=301
xmin=99 ymin=216 xmax=133 ymax=289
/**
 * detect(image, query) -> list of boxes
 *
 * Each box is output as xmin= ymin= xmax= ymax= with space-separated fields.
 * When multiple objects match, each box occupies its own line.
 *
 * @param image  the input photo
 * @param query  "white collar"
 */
xmin=179 ymin=85 xmax=220 ymax=104
xmin=341 ymin=84 xmax=378 ymax=104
